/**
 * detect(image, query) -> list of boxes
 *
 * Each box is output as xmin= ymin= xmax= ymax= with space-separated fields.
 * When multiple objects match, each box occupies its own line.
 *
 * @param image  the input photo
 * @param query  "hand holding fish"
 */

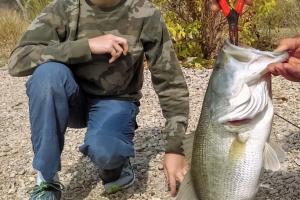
xmin=268 ymin=37 xmax=300 ymax=82
xmin=163 ymin=153 xmax=188 ymax=197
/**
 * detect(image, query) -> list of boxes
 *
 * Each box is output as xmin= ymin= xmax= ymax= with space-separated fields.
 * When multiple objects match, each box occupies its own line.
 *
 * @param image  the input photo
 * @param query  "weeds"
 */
xmin=16 ymin=0 xmax=52 ymax=20
xmin=0 ymin=9 xmax=28 ymax=66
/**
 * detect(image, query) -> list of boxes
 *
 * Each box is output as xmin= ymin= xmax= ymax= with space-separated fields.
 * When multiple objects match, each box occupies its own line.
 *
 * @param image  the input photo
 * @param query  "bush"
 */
xmin=154 ymin=0 xmax=300 ymax=64
xmin=240 ymin=0 xmax=300 ymax=50
xmin=153 ymin=0 xmax=226 ymax=60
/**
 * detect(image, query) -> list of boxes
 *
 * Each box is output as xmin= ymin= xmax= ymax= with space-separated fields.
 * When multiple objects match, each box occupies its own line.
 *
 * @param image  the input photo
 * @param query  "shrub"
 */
xmin=153 ymin=0 xmax=226 ymax=60
xmin=240 ymin=0 xmax=300 ymax=50
xmin=154 ymin=0 xmax=300 ymax=63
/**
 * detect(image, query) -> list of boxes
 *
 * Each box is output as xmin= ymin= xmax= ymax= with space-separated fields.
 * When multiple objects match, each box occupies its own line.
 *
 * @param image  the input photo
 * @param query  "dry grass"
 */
xmin=24 ymin=0 xmax=52 ymax=20
xmin=0 ymin=8 xmax=28 ymax=67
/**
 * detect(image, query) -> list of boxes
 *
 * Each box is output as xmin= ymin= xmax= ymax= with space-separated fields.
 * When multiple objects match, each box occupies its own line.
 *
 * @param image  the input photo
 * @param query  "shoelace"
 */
xmin=30 ymin=182 xmax=64 ymax=198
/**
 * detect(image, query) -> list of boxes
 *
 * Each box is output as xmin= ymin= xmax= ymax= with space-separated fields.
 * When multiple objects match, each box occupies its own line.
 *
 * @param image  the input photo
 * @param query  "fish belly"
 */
xmin=191 ymin=101 xmax=263 ymax=200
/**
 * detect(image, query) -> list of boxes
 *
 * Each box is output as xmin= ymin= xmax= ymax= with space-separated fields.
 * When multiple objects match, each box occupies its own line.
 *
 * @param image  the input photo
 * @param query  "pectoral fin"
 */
xmin=176 ymin=171 xmax=198 ymax=200
xmin=263 ymin=142 xmax=285 ymax=171
xmin=269 ymin=141 xmax=286 ymax=162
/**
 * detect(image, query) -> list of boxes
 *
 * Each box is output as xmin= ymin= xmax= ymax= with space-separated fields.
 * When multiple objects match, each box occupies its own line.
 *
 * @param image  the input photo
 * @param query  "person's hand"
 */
xmin=88 ymin=34 xmax=128 ymax=63
xmin=210 ymin=0 xmax=253 ymax=12
xmin=163 ymin=153 xmax=189 ymax=197
xmin=268 ymin=37 xmax=300 ymax=82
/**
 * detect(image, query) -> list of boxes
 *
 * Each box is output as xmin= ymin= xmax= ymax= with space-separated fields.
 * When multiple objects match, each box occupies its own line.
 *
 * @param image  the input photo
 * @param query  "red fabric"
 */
xmin=218 ymin=0 xmax=245 ymax=16
xmin=235 ymin=0 xmax=245 ymax=15
xmin=218 ymin=0 xmax=231 ymax=16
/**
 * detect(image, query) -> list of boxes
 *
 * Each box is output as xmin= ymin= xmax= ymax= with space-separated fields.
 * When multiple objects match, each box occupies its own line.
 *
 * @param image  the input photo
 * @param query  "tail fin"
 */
xmin=176 ymin=171 xmax=198 ymax=200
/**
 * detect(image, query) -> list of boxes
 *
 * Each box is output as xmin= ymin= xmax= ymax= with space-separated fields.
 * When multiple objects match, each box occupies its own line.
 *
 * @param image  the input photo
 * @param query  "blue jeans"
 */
xmin=26 ymin=62 xmax=139 ymax=182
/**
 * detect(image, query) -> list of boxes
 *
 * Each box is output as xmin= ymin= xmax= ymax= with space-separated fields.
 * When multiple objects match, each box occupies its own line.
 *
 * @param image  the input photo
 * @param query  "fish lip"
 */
xmin=227 ymin=119 xmax=251 ymax=126
xmin=224 ymin=39 xmax=289 ymax=62
xmin=224 ymin=39 xmax=289 ymax=84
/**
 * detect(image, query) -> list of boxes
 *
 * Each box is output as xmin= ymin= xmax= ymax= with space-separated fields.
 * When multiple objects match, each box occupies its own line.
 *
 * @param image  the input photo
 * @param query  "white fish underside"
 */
xmin=177 ymin=40 xmax=288 ymax=200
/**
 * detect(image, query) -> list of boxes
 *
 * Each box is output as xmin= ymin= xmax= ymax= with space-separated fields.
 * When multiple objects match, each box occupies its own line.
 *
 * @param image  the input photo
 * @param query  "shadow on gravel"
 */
xmin=283 ymin=131 xmax=300 ymax=152
xmin=256 ymin=130 xmax=300 ymax=200
xmin=256 ymin=169 xmax=300 ymax=200
xmin=62 ymin=155 xmax=101 ymax=200
xmin=62 ymin=127 xmax=165 ymax=200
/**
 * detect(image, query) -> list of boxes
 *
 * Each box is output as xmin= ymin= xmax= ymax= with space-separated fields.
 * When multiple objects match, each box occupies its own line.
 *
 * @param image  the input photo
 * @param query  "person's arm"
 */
xmin=268 ymin=37 xmax=300 ymax=82
xmin=140 ymin=9 xmax=189 ymax=197
xmin=8 ymin=0 xmax=92 ymax=77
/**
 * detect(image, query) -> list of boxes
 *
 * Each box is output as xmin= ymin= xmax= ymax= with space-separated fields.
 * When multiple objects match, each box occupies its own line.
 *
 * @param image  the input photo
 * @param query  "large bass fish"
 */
xmin=177 ymin=40 xmax=288 ymax=200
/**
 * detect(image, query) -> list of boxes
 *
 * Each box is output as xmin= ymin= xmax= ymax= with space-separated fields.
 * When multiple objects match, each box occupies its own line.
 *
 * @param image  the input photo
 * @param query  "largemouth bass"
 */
xmin=176 ymin=40 xmax=288 ymax=200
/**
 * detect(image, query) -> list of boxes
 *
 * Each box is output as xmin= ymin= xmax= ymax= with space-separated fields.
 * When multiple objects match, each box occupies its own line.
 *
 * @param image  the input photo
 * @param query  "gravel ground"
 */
xmin=0 ymin=67 xmax=299 ymax=200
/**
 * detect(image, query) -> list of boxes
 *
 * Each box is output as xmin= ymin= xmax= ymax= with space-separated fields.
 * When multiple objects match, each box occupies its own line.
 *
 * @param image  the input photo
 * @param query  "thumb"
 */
xmin=274 ymin=37 xmax=300 ymax=52
xmin=274 ymin=44 xmax=289 ymax=53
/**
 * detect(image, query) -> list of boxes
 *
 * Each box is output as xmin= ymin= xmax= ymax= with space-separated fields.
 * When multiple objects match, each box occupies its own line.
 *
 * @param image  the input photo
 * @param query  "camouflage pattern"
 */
xmin=8 ymin=0 xmax=189 ymax=154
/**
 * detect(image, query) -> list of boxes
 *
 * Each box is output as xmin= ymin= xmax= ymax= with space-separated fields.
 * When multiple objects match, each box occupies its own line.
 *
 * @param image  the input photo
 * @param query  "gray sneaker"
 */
xmin=103 ymin=160 xmax=135 ymax=194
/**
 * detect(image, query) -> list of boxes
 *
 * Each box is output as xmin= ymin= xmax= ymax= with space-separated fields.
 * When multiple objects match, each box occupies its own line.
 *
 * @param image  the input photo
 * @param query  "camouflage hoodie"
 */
xmin=8 ymin=0 xmax=189 ymax=154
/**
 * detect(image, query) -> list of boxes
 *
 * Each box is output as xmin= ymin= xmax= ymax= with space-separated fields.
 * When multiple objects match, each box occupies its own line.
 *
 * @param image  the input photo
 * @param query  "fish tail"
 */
xmin=176 ymin=171 xmax=198 ymax=200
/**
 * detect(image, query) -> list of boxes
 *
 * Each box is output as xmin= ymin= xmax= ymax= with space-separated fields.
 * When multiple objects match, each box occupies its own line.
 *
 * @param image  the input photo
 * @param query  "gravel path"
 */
xmin=0 ymin=67 xmax=299 ymax=200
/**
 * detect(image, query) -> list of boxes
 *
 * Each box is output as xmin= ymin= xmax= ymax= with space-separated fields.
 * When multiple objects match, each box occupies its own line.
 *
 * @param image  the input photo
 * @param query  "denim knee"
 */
xmin=26 ymin=62 xmax=74 ymax=96
xmin=79 ymin=135 xmax=135 ymax=170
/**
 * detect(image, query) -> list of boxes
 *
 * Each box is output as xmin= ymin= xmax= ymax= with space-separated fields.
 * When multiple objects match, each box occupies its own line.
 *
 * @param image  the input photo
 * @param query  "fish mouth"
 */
xmin=227 ymin=119 xmax=251 ymax=126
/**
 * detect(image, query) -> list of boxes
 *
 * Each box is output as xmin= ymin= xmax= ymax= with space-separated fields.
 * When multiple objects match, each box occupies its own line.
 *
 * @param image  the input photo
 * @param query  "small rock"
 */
xmin=158 ymin=164 xmax=164 ymax=171
xmin=145 ymin=151 xmax=152 ymax=157
xmin=18 ymin=169 xmax=26 ymax=175
xmin=2 ymin=146 xmax=12 ymax=152
xmin=294 ymin=159 xmax=300 ymax=166
xmin=0 ymin=152 xmax=7 ymax=157
xmin=9 ymin=172 xmax=17 ymax=178
xmin=7 ymin=187 xmax=16 ymax=194
xmin=11 ymin=149 xmax=18 ymax=154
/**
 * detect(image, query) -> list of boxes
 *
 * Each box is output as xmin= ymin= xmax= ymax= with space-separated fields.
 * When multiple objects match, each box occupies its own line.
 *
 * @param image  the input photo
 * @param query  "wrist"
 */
xmin=165 ymin=136 xmax=184 ymax=155
xmin=88 ymin=38 xmax=95 ymax=54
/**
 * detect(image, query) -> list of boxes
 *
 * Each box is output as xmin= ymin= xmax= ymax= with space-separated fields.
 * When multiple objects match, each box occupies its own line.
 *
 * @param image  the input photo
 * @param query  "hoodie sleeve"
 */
xmin=8 ymin=0 xmax=92 ymax=77
xmin=140 ymin=9 xmax=189 ymax=155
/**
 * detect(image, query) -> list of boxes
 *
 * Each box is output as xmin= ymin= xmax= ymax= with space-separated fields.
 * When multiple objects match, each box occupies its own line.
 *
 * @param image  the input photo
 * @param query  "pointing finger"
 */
xmin=114 ymin=37 xmax=128 ymax=55
xmin=169 ymin=174 xmax=177 ymax=197
xmin=109 ymin=47 xmax=118 ymax=63
xmin=113 ymin=43 xmax=123 ymax=56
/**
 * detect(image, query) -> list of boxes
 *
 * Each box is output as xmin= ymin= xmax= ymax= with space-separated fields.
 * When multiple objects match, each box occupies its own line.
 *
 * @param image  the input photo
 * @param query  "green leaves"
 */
xmin=152 ymin=0 xmax=300 ymax=66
